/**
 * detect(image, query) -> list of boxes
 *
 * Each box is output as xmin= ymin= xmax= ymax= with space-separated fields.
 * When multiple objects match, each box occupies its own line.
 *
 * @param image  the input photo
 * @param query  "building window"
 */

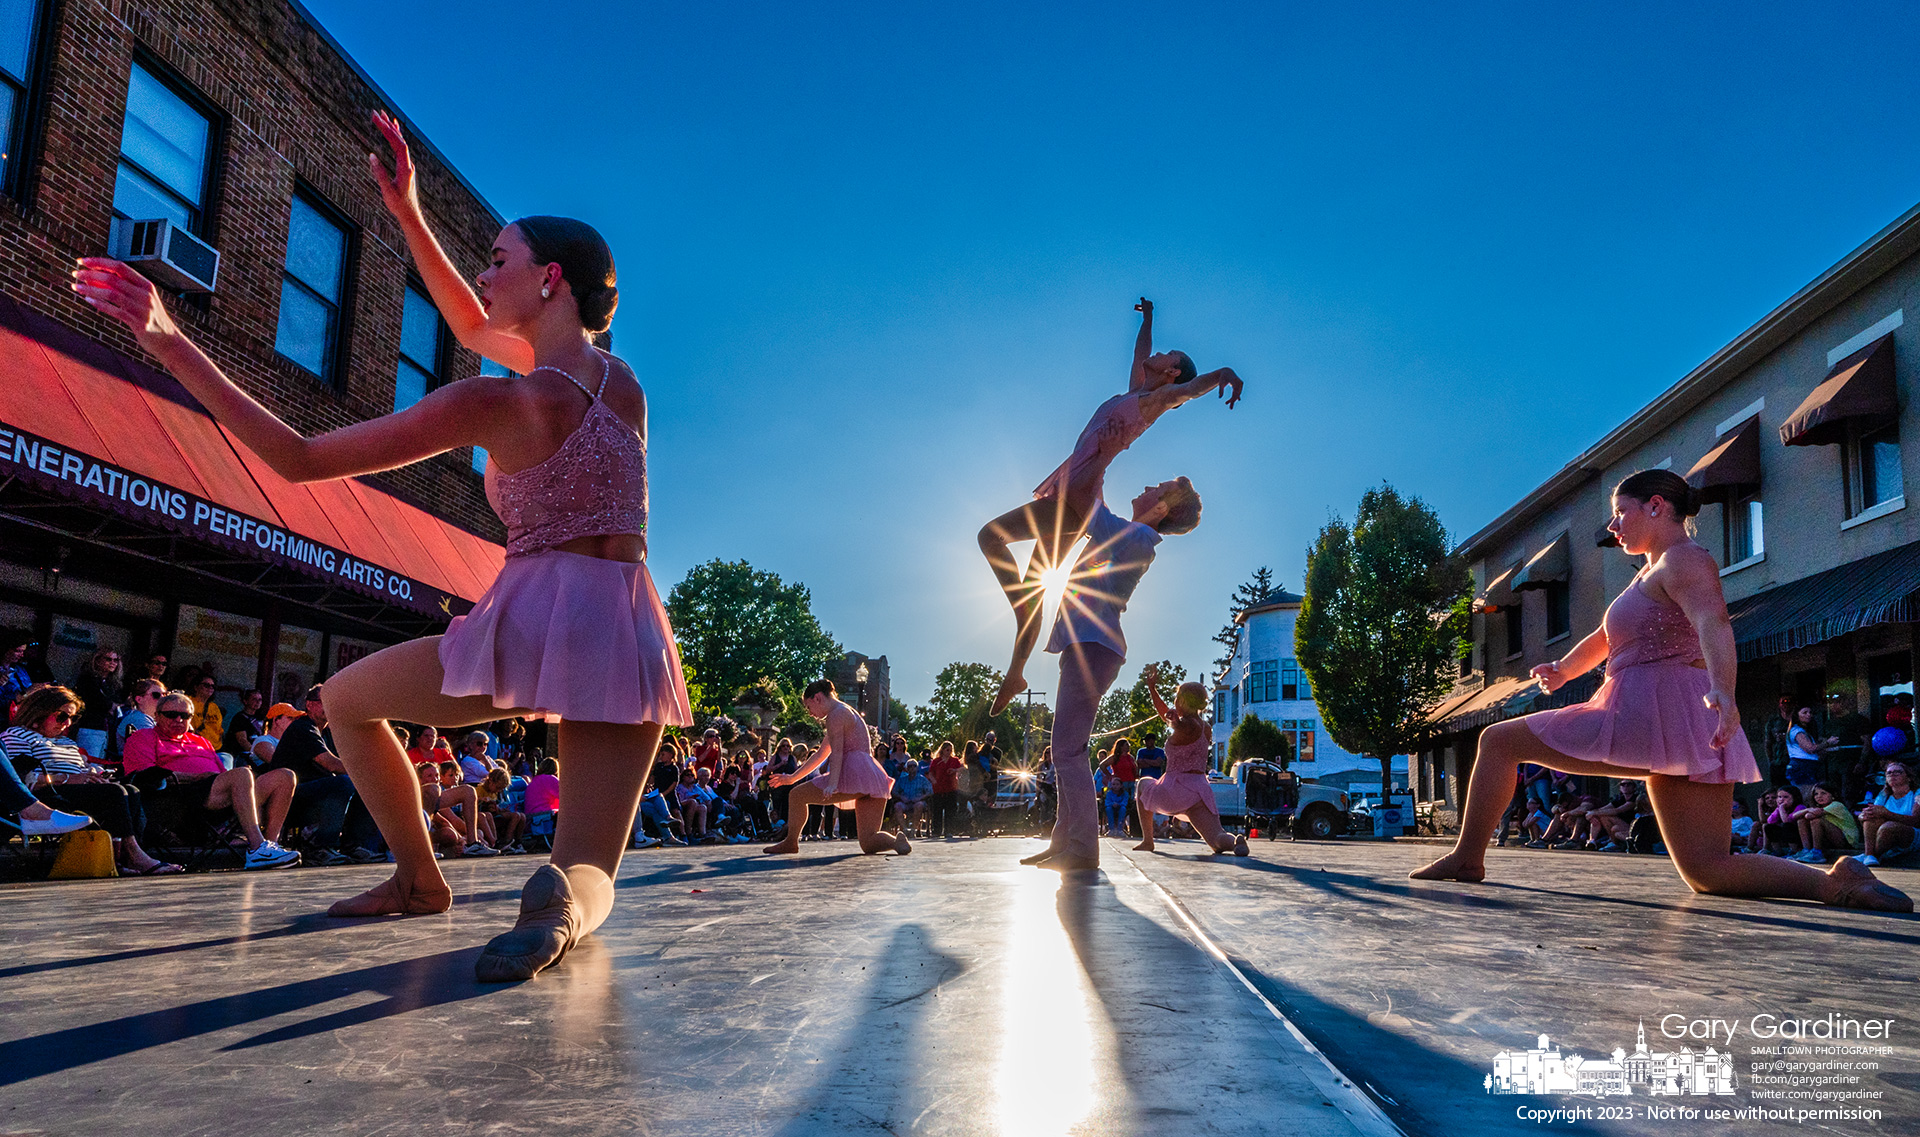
xmin=469 ymin=358 xmax=515 ymax=471
xmin=1845 ymin=421 xmax=1904 ymax=517
xmin=1280 ymin=719 xmax=1318 ymax=764
xmin=1 ymin=1 xmax=45 ymax=196
xmin=1246 ymin=659 xmax=1278 ymax=703
xmin=1214 ymin=689 xmax=1227 ymax=725
xmin=1724 ymin=494 xmax=1763 ymax=564
xmin=1545 ymin=581 xmax=1571 ymax=641
xmin=274 ymin=193 xmax=350 ymax=383
xmin=1280 ymin=658 xmax=1309 ymax=701
xmin=1505 ymin=604 xmax=1524 ymax=658
xmin=393 ymin=285 xmax=444 ymax=411
xmin=113 ymin=62 xmax=213 ymax=233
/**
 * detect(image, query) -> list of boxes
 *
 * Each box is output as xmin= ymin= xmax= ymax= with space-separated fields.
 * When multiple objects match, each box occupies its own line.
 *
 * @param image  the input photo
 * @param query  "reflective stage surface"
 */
xmin=1 ymin=840 xmax=1913 ymax=1135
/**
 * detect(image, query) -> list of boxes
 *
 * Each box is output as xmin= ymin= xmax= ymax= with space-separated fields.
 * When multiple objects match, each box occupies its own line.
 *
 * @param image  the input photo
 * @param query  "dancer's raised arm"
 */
xmin=369 ymin=110 xmax=537 ymax=375
xmin=1144 ymin=663 xmax=1175 ymax=721
xmin=1129 ymin=297 xmax=1155 ymax=391
xmin=72 ymin=259 xmax=499 ymax=483
xmin=1143 ymin=364 xmax=1244 ymax=414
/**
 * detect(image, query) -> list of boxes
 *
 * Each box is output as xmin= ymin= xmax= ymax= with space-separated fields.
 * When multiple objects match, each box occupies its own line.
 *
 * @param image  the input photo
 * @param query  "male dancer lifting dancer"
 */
xmin=979 ymin=298 xmax=1243 ymax=715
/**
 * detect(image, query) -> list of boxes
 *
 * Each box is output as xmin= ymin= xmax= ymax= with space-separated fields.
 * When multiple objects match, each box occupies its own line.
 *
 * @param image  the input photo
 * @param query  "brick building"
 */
xmin=0 ymin=0 xmax=510 ymax=710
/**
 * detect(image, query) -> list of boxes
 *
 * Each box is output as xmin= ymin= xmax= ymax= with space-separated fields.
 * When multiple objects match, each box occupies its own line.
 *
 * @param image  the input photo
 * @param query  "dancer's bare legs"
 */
xmin=764 ymin=784 xmax=908 ymax=855
xmin=978 ymin=494 xmax=1089 ymax=714
xmin=1412 ymin=718 xmax=1911 ymax=910
xmin=321 ymin=638 xmax=536 ymax=916
xmin=1133 ymin=793 xmax=1245 ymax=855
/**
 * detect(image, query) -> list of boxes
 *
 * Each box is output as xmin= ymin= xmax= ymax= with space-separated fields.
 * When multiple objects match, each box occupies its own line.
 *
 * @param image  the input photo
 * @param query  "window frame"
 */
xmin=1843 ymin=418 xmax=1905 ymax=519
xmin=0 ymin=0 xmax=54 ymax=204
xmin=1504 ymin=602 xmax=1524 ymax=660
xmin=393 ymin=278 xmax=448 ymax=411
xmin=1544 ymin=580 xmax=1572 ymax=643
xmin=274 ymin=184 xmax=357 ymax=389
xmin=113 ymin=52 xmax=224 ymax=239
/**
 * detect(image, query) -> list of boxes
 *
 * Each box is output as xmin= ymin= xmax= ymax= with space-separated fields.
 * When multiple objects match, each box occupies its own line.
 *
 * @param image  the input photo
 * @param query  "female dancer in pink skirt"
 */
xmin=1412 ymin=470 xmax=1910 ymax=912
xmin=1131 ymin=665 xmax=1247 ymax=856
xmin=762 ymin=679 xmax=910 ymax=856
xmin=978 ymin=298 xmax=1244 ymax=714
xmin=74 ymin=111 xmax=693 ymax=979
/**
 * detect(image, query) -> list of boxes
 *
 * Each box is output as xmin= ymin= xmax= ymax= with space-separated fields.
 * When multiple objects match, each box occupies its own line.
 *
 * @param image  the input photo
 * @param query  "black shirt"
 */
xmin=225 ymin=711 xmax=266 ymax=756
xmin=264 ymin=717 xmax=336 ymax=783
xmin=71 ymin=671 xmax=121 ymax=731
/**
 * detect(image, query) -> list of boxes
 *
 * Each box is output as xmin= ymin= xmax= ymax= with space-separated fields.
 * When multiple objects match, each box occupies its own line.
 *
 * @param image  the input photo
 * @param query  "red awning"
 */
xmin=1686 ymin=415 xmax=1763 ymax=505
xmin=1780 ymin=334 xmax=1898 ymax=447
xmin=0 ymin=299 xmax=500 ymax=617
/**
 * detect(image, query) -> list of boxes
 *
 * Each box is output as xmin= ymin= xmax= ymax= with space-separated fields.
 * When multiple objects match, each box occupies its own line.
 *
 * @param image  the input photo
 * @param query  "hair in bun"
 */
xmin=1614 ymin=468 xmax=1700 ymax=519
xmin=513 ymin=215 xmax=618 ymax=333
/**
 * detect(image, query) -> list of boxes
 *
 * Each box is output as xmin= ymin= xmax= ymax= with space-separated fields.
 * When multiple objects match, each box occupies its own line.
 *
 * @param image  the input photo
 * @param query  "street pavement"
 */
xmin=0 ymin=836 xmax=1913 ymax=1135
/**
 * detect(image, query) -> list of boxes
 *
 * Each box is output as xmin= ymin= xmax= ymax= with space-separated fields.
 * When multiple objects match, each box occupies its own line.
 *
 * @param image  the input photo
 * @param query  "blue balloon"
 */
xmin=1871 ymin=727 xmax=1908 ymax=756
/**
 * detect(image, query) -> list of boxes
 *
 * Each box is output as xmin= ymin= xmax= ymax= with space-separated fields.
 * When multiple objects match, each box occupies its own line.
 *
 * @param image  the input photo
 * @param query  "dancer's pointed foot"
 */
xmin=327 ymin=875 xmax=452 ymax=917
xmin=1232 ymin=833 xmax=1250 ymax=857
xmin=1019 ymin=847 xmax=1059 ymax=866
xmin=1409 ymin=851 xmax=1486 ymax=883
xmin=1824 ymin=856 xmax=1914 ymax=912
xmin=475 ymin=865 xmax=582 ymax=982
xmin=893 ymin=835 xmax=912 ymax=855
xmin=991 ymin=669 xmax=1028 ymax=717
xmin=763 ymin=840 xmax=800 ymax=856
xmin=1132 ymin=840 xmax=1155 ymax=852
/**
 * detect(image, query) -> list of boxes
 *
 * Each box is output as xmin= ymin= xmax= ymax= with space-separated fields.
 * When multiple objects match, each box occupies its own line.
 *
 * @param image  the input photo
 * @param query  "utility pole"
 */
xmin=1021 ymin=688 xmax=1048 ymax=768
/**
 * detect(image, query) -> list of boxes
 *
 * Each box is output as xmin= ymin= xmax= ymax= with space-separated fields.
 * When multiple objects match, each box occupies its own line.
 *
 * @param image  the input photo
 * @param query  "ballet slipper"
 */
xmin=327 ymin=876 xmax=453 ymax=917
xmin=1408 ymin=852 xmax=1486 ymax=883
xmin=1019 ymin=848 xmax=1059 ymax=866
xmin=1824 ymin=856 xmax=1915 ymax=913
xmin=475 ymin=865 xmax=582 ymax=982
xmin=1040 ymin=853 xmax=1099 ymax=873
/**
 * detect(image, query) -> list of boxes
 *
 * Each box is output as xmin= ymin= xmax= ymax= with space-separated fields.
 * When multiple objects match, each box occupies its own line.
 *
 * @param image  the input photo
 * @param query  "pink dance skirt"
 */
xmin=1136 ymin=772 xmax=1219 ymax=820
xmin=439 ymin=549 xmax=692 ymax=727
xmin=1524 ymin=661 xmax=1760 ymax=784
xmin=814 ymin=750 xmax=895 ymax=807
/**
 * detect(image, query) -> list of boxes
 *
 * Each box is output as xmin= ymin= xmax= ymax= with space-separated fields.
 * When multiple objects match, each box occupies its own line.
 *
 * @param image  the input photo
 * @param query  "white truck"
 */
xmin=1209 ymin=760 xmax=1351 ymax=839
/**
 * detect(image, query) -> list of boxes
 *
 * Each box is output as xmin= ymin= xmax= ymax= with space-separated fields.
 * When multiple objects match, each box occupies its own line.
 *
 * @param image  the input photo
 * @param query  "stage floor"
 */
xmin=1 ymin=838 xmax=1914 ymax=1136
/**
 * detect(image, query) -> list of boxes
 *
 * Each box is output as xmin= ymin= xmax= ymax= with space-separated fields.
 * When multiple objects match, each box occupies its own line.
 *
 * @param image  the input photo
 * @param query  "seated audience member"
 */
xmin=1521 ymin=793 xmax=1555 ymax=847
xmin=122 ymin=692 xmax=299 ymax=869
xmin=897 ymin=759 xmax=932 ymax=836
xmin=70 ymin=648 xmax=124 ymax=760
xmin=430 ymin=760 xmax=496 ymax=856
xmin=1 ymin=684 xmax=179 ymax=874
xmin=1764 ymin=785 xmax=1804 ymax=856
xmin=249 ymin=703 xmax=297 ymax=767
xmin=637 ymin=782 xmax=686 ymax=845
xmin=457 ymin=731 xmax=494 ymax=785
xmin=1788 ymin=783 xmax=1861 ymax=864
xmin=405 ymin=725 xmax=440 ymax=767
xmin=261 ymin=686 xmax=375 ymax=866
xmin=1857 ymin=761 xmax=1919 ymax=867
xmin=524 ymin=757 xmax=560 ymax=826
xmin=413 ymin=763 xmax=467 ymax=855
xmin=1627 ymin=788 xmax=1661 ymax=854
xmin=223 ymin=690 xmax=267 ymax=760
xmin=116 ymin=679 xmax=164 ymax=756
xmin=185 ymin=672 xmax=225 ymax=749
xmin=690 ymin=728 xmax=725 ymax=777
xmin=675 ymin=767 xmax=712 ymax=841
xmin=477 ymin=768 xmax=527 ymax=852
xmin=1543 ymin=793 xmax=1598 ymax=849
xmin=1729 ymin=799 xmax=1757 ymax=854
xmin=1585 ymin=781 xmax=1637 ymax=852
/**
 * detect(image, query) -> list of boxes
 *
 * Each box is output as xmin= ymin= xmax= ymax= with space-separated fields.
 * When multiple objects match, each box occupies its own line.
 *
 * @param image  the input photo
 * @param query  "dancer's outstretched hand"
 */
xmin=1704 ymin=688 xmax=1740 ymax=750
xmin=1135 ymin=296 xmax=1153 ymax=315
xmin=71 ymin=258 xmax=178 ymax=344
xmin=368 ymin=109 xmax=421 ymax=223
xmin=1530 ymin=661 xmax=1566 ymax=693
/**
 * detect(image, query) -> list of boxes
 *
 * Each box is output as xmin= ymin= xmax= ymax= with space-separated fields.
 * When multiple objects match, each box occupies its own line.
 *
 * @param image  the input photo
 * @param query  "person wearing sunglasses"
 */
xmin=0 ymin=684 xmax=179 ymax=874
xmin=118 ymin=679 xmax=166 ymax=751
xmin=122 ymin=692 xmax=299 ymax=870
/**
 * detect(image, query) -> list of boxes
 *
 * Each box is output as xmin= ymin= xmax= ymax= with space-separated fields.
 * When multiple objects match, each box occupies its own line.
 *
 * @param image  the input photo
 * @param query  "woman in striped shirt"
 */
xmin=1 ymin=685 xmax=179 ymax=874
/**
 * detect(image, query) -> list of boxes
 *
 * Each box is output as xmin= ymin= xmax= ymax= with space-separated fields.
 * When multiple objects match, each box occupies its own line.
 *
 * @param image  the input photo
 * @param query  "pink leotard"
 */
xmin=486 ymin=353 xmax=648 ymax=558
xmin=1032 ymin=391 xmax=1151 ymax=499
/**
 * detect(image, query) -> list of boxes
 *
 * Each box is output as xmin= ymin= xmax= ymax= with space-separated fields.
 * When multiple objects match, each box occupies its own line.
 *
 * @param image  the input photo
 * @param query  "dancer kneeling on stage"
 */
xmin=1132 ymin=665 xmax=1247 ymax=857
xmin=74 ymin=111 xmax=693 ymax=979
xmin=763 ymin=680 xmax=910 ymax=857
xmin=1411 ymin=469 xmax=1910 ymax=912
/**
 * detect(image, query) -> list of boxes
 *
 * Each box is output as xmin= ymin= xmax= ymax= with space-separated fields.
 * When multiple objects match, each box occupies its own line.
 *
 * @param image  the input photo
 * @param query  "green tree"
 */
xmin=667 ymin=559 xmax=841 ymax=716
xmin=1094 ymin=660 xmax=1189 ymax=740
xmin=1296 ymin=484 xmax=1470 ymax=808
xmin=1228 ymin=713 xmax=1294 ymax=767
xmin=1214 ymin=566 xmax=1278 ymax=669
xmin=914 ymin=661 xmax=1052 ymax=759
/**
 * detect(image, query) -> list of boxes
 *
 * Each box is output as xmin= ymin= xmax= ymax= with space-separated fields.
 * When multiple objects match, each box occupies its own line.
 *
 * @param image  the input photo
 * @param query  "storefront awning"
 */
xmin=0 ymin=294 xmax=501 ymax=622
xmin=1475 ymin=563 xmax=1520 ymax=613
xmin=1727 ymin=538 xmax=1920 ymax=662
xmin=1595 ymin=525 xmax=1619 ymax=549
xmin=1686 ymin=415 xmax=1762 ymax=505
xmin=1779 ymin=334 xmax=1897 ymax=447
xmin=1511 ymin=532 xmax=1570 ymax=591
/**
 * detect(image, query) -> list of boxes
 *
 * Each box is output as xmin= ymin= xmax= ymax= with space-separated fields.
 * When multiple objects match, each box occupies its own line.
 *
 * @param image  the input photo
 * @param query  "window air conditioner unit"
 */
xmin=108 ymin=217 xmax=221 ymax=293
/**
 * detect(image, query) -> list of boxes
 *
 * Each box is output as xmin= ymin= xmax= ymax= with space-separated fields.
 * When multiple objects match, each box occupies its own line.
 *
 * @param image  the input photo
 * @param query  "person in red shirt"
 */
xmin=690 ymin=728 xmax=725 ymax=777
xmin=927 ymin=740 xmax=965 ymax=839
xmin=1097 ymin=738 xmax=1138 ymax=837
xmin=405 ymin=724 xmax=440 ymax=767
xmin=122 ymin=692 xmax=300 ymax=868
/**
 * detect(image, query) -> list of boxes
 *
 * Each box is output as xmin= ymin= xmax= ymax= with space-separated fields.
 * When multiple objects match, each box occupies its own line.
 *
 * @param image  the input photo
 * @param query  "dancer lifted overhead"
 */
xmin=763 ymin=679 xmax=910 ymax=857
xmin=1411 ymin=470 xmax=1910 ymax=912
xmin=979 ymin=298 xmax=1243 ymax=715
xmin=1022 ymin=478 xmax=1205 ymax=872
xmin=1132 ymin=664 xmax=1247 ymax=857
xmin=73 ymin=111 xmax=694 ymax=980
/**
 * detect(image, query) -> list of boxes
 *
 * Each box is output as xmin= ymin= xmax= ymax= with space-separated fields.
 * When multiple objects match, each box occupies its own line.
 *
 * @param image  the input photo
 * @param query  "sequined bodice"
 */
xmin=484 ymin=377 xmax=648 ymax=558
xmin=1603 ymin=577 xmax=1701 ymax=670
xmin=1164 ymin=722 xmax=1212 ymax=776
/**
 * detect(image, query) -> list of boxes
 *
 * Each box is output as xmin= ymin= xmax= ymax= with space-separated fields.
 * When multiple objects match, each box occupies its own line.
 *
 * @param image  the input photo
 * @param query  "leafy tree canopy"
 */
xmin=1227 ymin=713 xmax=1294 ymax=767
xmin=1296 ymin=484 xmax=1469 ymax=801
xmin=1094 ymin=660 xmax=1190 ymax=741
xmin=667 ymin=559 xmax=841 ymax=716
xmin=913 ymin=661 xmax=1052 ymax=759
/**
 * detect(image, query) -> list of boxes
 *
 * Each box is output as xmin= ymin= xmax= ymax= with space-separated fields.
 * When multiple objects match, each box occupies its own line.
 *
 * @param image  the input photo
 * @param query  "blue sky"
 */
xmin=305 ymin=0 xmax=1920 ymax=706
